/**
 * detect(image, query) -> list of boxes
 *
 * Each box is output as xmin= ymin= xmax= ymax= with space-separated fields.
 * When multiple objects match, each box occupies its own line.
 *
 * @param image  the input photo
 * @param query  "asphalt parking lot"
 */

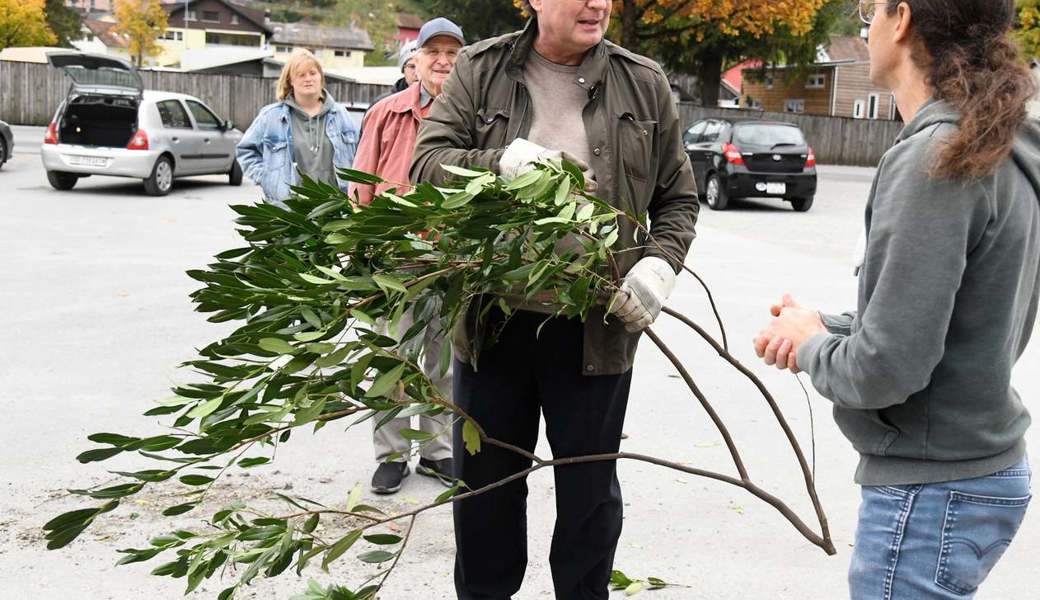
xmin=0 ymin=125 xmax=1036 ymax=599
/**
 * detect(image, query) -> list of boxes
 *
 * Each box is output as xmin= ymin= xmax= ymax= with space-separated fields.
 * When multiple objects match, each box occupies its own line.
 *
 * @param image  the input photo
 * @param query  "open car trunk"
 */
xmin=47 ymin=51 xmax=144 ymax=148
xmin=59 ymin=94 xmax=139 ymax=148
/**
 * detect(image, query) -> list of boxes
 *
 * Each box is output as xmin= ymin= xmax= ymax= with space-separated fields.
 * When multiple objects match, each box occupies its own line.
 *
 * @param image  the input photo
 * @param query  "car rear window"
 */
xmin=733 ymin=124 xmax=806 ymax=147
xmin=157 ymin=100 xmax=192 ymax=129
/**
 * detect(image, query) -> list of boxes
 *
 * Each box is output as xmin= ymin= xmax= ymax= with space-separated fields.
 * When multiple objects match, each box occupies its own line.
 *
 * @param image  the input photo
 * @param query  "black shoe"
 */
xmin=416 ymin=457 xmax=454 ymax=487
xmin=371 ymin=461 xmax=410 ymax=495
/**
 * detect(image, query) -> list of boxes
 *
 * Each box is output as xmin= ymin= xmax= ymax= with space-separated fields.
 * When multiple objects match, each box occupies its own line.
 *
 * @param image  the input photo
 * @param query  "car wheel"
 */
xmin=791 ymin=196 xmax=814 ymax=212
xmin=0 ymin=138 xmax=7 ymax=168
xmin=47 ymin=170 xmax=79 ymax=191
xmin=144 ymin=155 xmax=174 ymax=196
xmin=705 ymin=173 xmax=729 ymax=210
xmin=229 ymin=159 xmax=243 ymax=186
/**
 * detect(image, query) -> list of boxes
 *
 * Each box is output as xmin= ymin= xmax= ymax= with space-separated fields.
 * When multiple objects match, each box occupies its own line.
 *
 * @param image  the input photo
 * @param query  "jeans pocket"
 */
xmin=935 ymin=490 xmax=1031 ymax=595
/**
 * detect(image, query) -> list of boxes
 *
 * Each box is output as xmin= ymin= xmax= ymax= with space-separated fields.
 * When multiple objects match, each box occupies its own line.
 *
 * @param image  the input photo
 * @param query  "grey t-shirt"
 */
xmin=285 ymin=91 xmax=337 ymax=186
xmin=524 ymin=50 xmax=592 ymax=170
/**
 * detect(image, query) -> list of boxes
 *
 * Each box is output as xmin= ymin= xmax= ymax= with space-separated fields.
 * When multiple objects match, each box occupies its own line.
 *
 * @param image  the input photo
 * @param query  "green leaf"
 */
xmin=87 ymin=433 xmax=140 ymax=446
xmin=503 ymin=169 xmax=543 ymax=190
xmin=302 ymin=513 xmax=319 ymax=534
xmin=259 ymin=338 xmax=296 ymax=355
xmin=237 ymin=457 xmax=270 ymax=468
xmin=77 ymin=447 xmax=123 ymax=463
xmin=178 ymin=475 xmax=215 ymax=486
xmin=576 ymin=203 xmax=595 ymax=222
xmin=186 ymin=396 xmax=223 ymax=419
xmin=162 ymin=502 xmax=199 ymax=516
xmin=337 ymin=168 xmax=384 ymax=185
xmin=625 ymin=581 xmax=645 ymax=596
xmin=315 ymin=344 xmax=353 ymax=368
xmin=436 ymin=483 xmax=463 ymax=504
xmin=363 ymin=533 xmax=402 ymax=545
xmin=322 ymin=529 xmax=363 ymax=570
xmin=357 ymin=550 xmax=396 ymax=564
xmin=372 ymin=273 xmax=408 ymax=295
xmin=442 ymin=191 xmax=475 ymax=209
xmin=397 ymin=428 xmax=435 ymax=442
xmin=440 ymin=164 xmax=484 ymax=178
xmin=610 ymin=570 xmax=634 ymax=589
xmin=300 ymin=273 xmax=337 ymax=285
xmin=345 ymin=483 xmax=362 ymax=512
xmin=365 ymin=363 xmax=406 ymax=398
xmin=647 ymin=577 xmax=667 ymax=588
xmin=462 ymin=420 xmax=481 ymax=455
xmin=554 ymin=178 xmax=572 ymax=205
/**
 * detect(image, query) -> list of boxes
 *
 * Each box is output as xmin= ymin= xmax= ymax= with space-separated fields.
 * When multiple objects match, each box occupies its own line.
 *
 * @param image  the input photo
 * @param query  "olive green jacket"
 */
xmin=410 ymin=20 xmax=699 ymax=375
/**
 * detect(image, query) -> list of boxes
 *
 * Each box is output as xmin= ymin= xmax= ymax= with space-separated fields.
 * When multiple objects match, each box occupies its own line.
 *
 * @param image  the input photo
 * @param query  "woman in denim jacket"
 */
xmin=236 ymin=49 xmax=358 ymax=206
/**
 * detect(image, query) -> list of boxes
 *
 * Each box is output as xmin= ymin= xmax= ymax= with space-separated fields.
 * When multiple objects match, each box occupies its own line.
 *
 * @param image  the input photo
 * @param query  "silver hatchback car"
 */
xmin=41 ymin=52 xmax=243 ymax=195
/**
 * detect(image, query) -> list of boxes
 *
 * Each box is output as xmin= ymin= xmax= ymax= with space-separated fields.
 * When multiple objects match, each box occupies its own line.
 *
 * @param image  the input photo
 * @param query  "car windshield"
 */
xmin=733 ymin=124 xmax=805 ymax=148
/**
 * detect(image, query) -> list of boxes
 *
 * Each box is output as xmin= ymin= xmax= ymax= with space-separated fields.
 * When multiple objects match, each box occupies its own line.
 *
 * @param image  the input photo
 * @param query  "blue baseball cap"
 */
xmin=416 ymin=17 xmax=465 ymax=49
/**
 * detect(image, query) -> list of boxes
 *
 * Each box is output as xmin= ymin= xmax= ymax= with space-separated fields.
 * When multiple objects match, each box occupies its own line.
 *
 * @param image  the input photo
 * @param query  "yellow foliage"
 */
xmin=113 ymin=0 xmax=168 ymax=66
xmin=1019 ymin=0 xmax=1040 ymax=59
xmin=631 ymin=0 xmax=828 ymax=38
xmin=0 ymin=0 xmax=56 ymax=50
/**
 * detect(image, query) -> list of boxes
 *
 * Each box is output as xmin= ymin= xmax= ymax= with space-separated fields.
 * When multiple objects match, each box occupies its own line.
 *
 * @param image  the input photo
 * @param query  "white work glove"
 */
xmin=609 ymin=256 xmax=676 ymax=333
xmin=499 ymin=138 xmax=597 ymax=192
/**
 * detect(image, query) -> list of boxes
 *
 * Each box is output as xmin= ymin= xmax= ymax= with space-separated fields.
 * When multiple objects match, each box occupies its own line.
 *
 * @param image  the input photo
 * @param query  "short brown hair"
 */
xmin=276 ymin=49 xmax=325 ymax=101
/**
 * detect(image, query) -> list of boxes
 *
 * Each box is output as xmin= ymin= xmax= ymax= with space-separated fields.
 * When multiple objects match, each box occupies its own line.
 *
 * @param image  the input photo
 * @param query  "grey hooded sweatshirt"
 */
xmin=798 ymin=100 xmax=1040 ymax=486
xmin=285 ymin=90 xmax=338 ymax=186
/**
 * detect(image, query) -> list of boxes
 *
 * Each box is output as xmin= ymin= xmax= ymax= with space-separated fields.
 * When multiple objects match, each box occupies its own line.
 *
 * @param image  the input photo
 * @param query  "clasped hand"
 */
xmin=752 ymin=294 xmax=826 ymax=374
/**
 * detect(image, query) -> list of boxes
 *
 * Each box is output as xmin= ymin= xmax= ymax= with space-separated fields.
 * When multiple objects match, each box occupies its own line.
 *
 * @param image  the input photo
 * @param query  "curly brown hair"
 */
xmin=886 ymin=0 xmax=1038 ymax=181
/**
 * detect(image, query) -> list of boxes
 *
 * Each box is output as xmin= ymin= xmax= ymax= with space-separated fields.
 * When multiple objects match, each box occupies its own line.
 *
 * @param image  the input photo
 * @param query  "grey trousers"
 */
xmin=373 ymin=300 xmax=453 ymax=463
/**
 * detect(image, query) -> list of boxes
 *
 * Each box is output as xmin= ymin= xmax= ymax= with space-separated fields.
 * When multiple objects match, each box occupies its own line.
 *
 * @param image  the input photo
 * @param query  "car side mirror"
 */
xmin=222 ymin=120 xmax=234 ymax=131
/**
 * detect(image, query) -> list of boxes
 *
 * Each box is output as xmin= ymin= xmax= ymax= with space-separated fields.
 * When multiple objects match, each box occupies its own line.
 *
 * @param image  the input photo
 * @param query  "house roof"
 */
xmin=819 ymin=35 xmax=870 ymax=63
xmin=270 ymin=22 xmax=374 ymax=52
xmin=721 ymin=59 xmax=761 ymax=96
xmin=396 ymin=12 xmax=424 ymax=30
xmin=166 ymin=0 xmax=272 ymax=34
xmin=83 ymin=19 xmax=129 ymax=49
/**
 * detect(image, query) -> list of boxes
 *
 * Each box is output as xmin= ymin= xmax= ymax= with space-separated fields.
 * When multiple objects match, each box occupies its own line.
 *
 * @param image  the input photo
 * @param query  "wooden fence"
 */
xmin=676 ymin=104 xmax=902 ymax=166
xmin=1 ymin=59 xmax=901 ymax=165
xmin=0 ymin=60 xmax=391 ymax=132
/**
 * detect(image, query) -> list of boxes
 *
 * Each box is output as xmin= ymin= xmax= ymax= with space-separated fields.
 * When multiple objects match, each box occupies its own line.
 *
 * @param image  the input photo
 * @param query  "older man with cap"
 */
xmin=410 ymin=0 xmax=698 ymax=598
xmin=350 ymin=17 xmax=466 ymax=495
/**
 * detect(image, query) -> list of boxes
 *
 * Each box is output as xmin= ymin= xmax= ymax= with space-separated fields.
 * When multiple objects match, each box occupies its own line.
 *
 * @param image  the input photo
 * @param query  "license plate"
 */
xmin=766 ymin=182 xmax=787 ymax=195
xmin=68 ymin=155 xmax=108 ymax=167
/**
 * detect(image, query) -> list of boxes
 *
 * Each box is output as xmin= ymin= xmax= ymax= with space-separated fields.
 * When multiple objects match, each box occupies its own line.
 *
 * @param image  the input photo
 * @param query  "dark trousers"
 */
xmin=452 ymin=310 xmax=632 ymax=600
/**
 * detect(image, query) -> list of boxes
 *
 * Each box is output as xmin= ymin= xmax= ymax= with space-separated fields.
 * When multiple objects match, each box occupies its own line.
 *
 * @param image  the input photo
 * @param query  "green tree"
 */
xmin=44 ymin=0 xmax=82 ymax=48
xmin=0 ymin=0 xmax=56 ymax=50
xmin=611 ymin=0 xmax=834 ymax=106
xmin=1018 ymin=0 xmax=1040 ymax=59
xmin=425 ymin=0 xmax=526 ymax=42
xmin=332 ymin=0 xmax=425 ymax=66
xmin=112 ymin=0 xmax=167 ymax=67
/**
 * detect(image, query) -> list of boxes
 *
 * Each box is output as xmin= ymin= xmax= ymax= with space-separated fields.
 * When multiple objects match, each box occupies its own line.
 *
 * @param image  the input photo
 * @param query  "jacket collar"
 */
xmin=507 ymin=18 xmax=609 ymax=95
xmin=387 ymin=82 xmax=425 ymax=120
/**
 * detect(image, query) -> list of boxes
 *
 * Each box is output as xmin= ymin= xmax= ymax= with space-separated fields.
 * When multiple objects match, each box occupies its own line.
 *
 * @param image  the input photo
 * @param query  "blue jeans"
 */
xmin=849 ymin=459 xmax=1031 ymax=599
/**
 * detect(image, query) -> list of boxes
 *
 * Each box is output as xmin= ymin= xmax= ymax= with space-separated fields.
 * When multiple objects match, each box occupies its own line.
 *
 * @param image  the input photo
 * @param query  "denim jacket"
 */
xmin=236 ymin=100 xmax=359 ymax=205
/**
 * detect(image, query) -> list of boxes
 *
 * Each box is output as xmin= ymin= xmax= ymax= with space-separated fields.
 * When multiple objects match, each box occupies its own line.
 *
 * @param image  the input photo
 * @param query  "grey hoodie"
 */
xmin=285 ymin=90 xmax=338 ymax=186
xmin=798 ymin=100 xmax=1040 ymax=486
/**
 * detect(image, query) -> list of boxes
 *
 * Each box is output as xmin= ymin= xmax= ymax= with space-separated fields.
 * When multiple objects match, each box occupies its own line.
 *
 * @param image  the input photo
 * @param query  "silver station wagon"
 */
xmin=41 ymin=52 xmax=243 ymax=195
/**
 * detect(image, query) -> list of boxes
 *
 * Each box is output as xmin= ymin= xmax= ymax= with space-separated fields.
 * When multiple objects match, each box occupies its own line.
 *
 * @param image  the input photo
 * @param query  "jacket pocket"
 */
xmin=617 ymin=112 xmax=656 ymax=213
xmin=263 ymin=138 xmax=289 ymax=168
xmin=834 ymin=407 xmax=901 ymax=456
xmin=475 ymin=107 xmax=510 ymax=149
xmin=935 ymin=491 xmax=1031 ymax=595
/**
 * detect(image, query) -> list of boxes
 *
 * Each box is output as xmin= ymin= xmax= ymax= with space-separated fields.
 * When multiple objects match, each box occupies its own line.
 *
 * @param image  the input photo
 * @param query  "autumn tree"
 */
xmin=612 ymin=0 xmax=831 ymax=105
xmin=112 ymin=0 xmax=167 ymax=67
xmin=331 ymin=0 xmax=425 ymax=66
xmin=427 ymin=0 xmax=526 ymax=42
xmin=0 ymin=0 xmax=56 ymax=50
xmin=1019 ymin=0 xmax=1040 ymax=59
xmin=45 ymin=0 xmax=82 ymax=47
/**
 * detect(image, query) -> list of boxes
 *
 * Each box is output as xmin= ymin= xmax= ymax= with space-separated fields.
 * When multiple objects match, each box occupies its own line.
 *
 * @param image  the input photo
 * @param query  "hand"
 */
xmin=498 ymin=138 xmax=597 ymax=193
xmin=753 ymin=294 xmax=825 ymax=373
xmin=608 ymin=257 xmax=676 ymax=333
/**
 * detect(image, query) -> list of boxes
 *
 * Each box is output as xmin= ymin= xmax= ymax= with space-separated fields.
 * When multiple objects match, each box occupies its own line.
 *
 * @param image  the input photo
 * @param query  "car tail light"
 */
xmin=805 ymin=147 xmax=816 ymax=168
xmin=127 ymin=129 xmax=149 ymax=150
xmin=722 ymin=143 xmax=744 ymax=165
xmin=44 ymin=122 xmax=58 ymax=145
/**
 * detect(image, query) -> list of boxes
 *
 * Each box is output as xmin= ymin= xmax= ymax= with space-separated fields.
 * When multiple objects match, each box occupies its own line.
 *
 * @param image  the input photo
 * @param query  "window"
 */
xmin=853 ymin=99 xmax=866 ymax=119
xmin=784 ymin=99 xmax=805 ymax=114
xmin=868 ymin=93 xmax=880 ymax=119
xmin=202 ymin=11 xmax=220 ymax=23
xmin=186 ymin=100 xmax=222 ymax=130
xmin=162 ymin=31 xmax=183 ymax=41
xmin=702 ymin=121 xmax=723 ymax=143
xmin=765 ymin=74 xmax=774 ymax=89
xmin=334 ymin=50 xmax=346 ymax=57
xmin=683 ymin=121 xmax=707 ymax=145
xmin=230 ymin=14 xmax=239 ymax=25
xmin=806 ymin=73 xmax=826 ymax=89
xmin=277 ymin=45 xmax=291 ymax=53
xmin=157 ymin=100 xmax=192 ymax=129
xmin=747 ymin=97 xmax=762 ymax=110
xmin=185 ymin=9 xmax=196 ymax=20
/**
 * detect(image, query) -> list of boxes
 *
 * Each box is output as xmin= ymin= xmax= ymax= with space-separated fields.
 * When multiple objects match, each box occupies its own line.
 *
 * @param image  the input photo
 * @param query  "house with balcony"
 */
xmin=269 ymin=21 xmax=373 ymax=71
xmin=741 ymin=36 xmax=897 ymax=120
xmin=158 ymin=0 xmax=272 ymax=67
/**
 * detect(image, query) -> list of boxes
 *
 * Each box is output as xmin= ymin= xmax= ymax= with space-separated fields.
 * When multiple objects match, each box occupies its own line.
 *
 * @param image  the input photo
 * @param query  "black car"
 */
xmin=0 ymin=119 xmax=12 ymax=169
xmin=683 ymin=118 xmax=817 ymax=212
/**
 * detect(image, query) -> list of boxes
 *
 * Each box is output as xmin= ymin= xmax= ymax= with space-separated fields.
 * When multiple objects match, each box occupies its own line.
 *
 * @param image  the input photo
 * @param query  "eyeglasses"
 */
xmin=419 ymin=47 xmax=459 ymax=60
xmin=858 ymin=0 xmax=888 ymax=24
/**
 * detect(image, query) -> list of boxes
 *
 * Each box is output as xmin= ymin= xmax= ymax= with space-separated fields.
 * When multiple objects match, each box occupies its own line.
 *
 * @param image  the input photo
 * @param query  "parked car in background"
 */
xmin=340 ymin=101 xmax=370 ymax=131
xmin=42 ymin=52 xmax=243 ymax=196
xmin=0 ymin=119 xmax=12 ymax=169
xmin=683 ymin=118 xmax=817 ymax=212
